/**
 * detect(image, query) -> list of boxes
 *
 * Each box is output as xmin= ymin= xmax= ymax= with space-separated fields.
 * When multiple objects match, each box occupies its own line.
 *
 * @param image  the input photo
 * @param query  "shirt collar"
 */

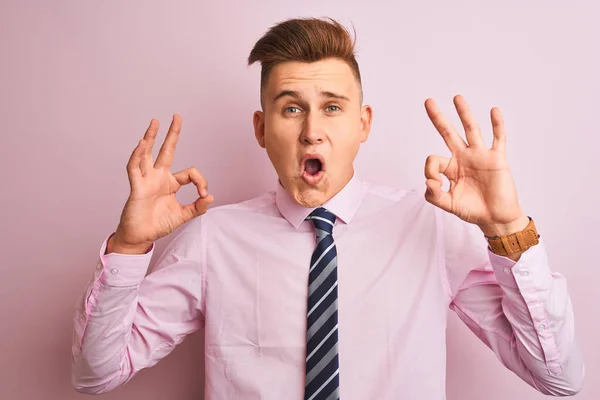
xmin=275 ymin=171 xmax=364 ymax=229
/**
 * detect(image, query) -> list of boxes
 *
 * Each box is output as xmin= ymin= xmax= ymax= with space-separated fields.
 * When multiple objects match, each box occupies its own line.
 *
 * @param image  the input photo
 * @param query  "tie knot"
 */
xmin=306 ymin=207 xmax=336 ymax=235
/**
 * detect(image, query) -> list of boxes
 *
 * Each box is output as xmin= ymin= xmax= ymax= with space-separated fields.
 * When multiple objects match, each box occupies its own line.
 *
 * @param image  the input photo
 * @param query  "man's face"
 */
xmin=253 ymin=58 xmax=373 ymax=208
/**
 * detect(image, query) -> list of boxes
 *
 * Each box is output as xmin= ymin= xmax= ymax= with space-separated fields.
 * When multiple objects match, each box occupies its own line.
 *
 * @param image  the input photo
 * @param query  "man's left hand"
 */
xmin=423 ymin=94 xmax=529 ymax=237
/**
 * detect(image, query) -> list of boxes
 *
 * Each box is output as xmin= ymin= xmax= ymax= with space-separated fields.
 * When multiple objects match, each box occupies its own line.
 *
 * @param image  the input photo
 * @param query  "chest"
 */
xmin=203 ymin=207 xmax=448 ymax=346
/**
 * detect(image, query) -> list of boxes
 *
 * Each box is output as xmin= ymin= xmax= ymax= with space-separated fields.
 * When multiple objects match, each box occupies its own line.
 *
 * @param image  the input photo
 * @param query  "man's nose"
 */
xmin=300 ymin=112 xmax=326 ymax=145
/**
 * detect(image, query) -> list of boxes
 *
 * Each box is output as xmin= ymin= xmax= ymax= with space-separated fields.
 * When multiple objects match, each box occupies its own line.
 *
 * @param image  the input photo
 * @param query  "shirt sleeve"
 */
xmin=436 ymin=208 xmax=584 ymax=396
xmin=71 ymin=219 xmax=206 ymax=394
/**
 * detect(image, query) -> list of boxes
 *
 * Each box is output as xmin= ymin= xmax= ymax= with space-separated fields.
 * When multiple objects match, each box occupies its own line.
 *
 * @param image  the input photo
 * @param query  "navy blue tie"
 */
xmin=304 ymin=207 xmax=340 ymax=400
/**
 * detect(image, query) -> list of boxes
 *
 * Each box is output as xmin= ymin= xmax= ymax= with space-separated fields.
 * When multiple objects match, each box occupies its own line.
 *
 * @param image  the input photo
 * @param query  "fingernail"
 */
xmin=201 ymin=188 xmax=208 ymax=197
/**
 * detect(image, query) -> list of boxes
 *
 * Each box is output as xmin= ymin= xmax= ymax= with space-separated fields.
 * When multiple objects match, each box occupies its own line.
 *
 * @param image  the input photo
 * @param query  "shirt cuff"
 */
xmin=488 ymin=237 xmax=552 ymax=290
xmin=97 ymin=232 xmax=155 ymax=287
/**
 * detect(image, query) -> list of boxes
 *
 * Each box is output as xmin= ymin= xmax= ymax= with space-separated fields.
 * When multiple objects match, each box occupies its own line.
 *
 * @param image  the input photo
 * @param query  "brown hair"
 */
xmin=247 ymin=17 xmax=362 ymax=107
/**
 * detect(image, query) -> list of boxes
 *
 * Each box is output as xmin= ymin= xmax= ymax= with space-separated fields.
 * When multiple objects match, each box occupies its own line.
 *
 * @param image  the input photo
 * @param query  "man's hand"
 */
xmin=108 ymin=114 xmax=214 ymax=254
xmin=423 ymin=95 xmax=529 ymax=238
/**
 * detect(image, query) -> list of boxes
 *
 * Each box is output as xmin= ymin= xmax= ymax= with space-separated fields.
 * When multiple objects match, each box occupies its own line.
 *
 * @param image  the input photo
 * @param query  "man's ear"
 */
xmin=360 ymin=105 xmax=373 ymax=143
xmin=253 ymin=110 xmax=265 ymax=148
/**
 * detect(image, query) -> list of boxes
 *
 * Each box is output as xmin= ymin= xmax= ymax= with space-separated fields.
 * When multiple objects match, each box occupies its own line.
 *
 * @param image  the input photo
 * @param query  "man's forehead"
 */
xmin=267 ymin=60 xmax=357 ymax=98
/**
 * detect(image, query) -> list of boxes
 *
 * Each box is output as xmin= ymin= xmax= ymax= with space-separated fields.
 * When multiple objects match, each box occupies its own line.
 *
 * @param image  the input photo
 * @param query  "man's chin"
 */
xmin=293 ymin=186 xmax=329 ymax=208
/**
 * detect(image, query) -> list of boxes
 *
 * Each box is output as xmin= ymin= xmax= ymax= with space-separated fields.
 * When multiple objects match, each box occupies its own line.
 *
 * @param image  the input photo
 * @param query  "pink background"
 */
xmin=1 ymin=1 xmax=598 ymax=399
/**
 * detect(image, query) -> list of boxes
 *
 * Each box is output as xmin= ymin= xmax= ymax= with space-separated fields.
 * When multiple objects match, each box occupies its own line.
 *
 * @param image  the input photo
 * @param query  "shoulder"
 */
xmin=183 ymin=190 xmax=277 ymax=231
xmin=361 ymin=180 xmax=485 ymax=249
xmin=355 ymin=180 xmax=438 ymax=225
xmin=208 ymin=191 xmax=276 ymax=214
xmin=362 ymin=180 xmax=428 ymax=207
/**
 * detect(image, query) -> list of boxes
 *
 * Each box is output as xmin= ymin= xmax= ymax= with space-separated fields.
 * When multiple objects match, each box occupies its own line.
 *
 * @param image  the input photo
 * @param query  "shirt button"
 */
xmin=96 ymin=262 xmax=102 ymax=270
xmin=538 ymin=323 xmax=547 ymax=330
xmin=110 ymin=268 xmax=119 ymax=275
xmin=520 ymin=270 xmax=530 ymax=277
xmin=503 ymin=267 xmax=511 ymax=275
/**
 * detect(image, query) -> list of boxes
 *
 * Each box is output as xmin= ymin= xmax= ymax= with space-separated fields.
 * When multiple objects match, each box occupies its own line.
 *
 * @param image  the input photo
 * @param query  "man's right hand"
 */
xmin=107 ymin=114 xmax=214 ymax=255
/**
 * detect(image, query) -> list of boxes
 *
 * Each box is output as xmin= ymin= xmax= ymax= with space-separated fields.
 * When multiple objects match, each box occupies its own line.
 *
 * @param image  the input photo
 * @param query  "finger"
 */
xmin=424 ymin=155 xmax=451 ymax=182
xmin=142 ymin=118 xmax=159 ymax=153
xmin=453 ymin=94 xmax=485 ymax=147
xmin=173 ymin=168 xmax=209 ymax=197
xmin=155 ymin=114 xmax=182 ymax=169
xmin=424 ymin=98 xmax=467 ymax=153
xmin=139 ymin=145 xmax=153 ymax=176
xmin=126 ymin=139 xmax=146 ymax=179
xmin=490 ymin=107 xmax=506 ymax=152
xmin=424 ymin=178 xmax=452 ymax=213
xmin=142 ymin=118 xmax=159 ymax=161
xmin=181 ymin=194 xmax=215 ymax=222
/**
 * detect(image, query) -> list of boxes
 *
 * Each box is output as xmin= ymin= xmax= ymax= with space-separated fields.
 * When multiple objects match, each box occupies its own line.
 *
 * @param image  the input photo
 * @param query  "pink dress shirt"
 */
xmin=71 ymin=173 xmax=584 ymax=399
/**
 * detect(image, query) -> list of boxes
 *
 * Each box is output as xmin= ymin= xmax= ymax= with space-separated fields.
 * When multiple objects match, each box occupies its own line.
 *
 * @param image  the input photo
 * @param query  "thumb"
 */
xmin=424 ymin=179 xmax=452 ymax=213
xmin=181 ymin=194 xmax=215 ymax=222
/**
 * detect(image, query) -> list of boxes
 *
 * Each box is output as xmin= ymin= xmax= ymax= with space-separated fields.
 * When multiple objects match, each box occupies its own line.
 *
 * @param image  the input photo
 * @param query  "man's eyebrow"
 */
xmin=321 ymin=91 xmax=350 ymax=101
xmin=273 ymin=90 xmax=300 ymax=103
xmin=272 ymin=90 xmax=351 ymax=104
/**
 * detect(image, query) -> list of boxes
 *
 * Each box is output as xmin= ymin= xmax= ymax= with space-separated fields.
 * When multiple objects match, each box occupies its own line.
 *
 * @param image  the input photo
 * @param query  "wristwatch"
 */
xmin=485 ymin=216 xmax=540 ymax=256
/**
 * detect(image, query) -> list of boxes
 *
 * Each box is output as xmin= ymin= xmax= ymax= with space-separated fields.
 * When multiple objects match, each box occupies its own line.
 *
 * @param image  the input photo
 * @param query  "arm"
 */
xmin=71 ymin=221 xmax=205 ymax=394
xmin=438 ymin=209 xmax=584 ymax=396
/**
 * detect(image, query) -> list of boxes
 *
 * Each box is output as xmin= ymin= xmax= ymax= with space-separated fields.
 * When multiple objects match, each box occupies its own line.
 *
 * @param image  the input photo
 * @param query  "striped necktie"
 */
xmin=304 ymin=207 xmax=340 ymax=400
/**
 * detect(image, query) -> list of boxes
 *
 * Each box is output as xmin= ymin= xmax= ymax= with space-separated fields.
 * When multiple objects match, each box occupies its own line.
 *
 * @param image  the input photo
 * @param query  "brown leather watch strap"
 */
xmin=485 ymin=217 xmax=540 ymax=256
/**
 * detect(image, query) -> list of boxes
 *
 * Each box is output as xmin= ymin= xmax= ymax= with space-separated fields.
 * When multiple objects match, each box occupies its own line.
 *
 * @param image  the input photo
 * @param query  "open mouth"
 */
xmin=301 ymin=154 xmax=326 ymax=184
xmin=304 ymin=158 xmax=323 ymax=176
xmin=302 ymin=154 xmax=325 ymax=174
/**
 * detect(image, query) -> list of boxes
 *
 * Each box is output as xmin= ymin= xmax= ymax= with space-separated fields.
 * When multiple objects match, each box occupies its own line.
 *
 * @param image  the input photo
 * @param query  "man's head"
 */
xmin=248 ymin=17 xmax=373 ymax=208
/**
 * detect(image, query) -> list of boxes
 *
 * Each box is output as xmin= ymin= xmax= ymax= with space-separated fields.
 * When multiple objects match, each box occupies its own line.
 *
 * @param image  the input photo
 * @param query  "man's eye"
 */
xmin=326 ymin=105 xmax=341 ymax=112
xmin=285 ymin=107 xmax=301 ymax=114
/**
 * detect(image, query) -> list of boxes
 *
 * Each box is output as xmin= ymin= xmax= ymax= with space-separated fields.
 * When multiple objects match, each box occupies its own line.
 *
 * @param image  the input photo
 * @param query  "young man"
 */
xmin=71 ymin=18 xmax=584 ymax=399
